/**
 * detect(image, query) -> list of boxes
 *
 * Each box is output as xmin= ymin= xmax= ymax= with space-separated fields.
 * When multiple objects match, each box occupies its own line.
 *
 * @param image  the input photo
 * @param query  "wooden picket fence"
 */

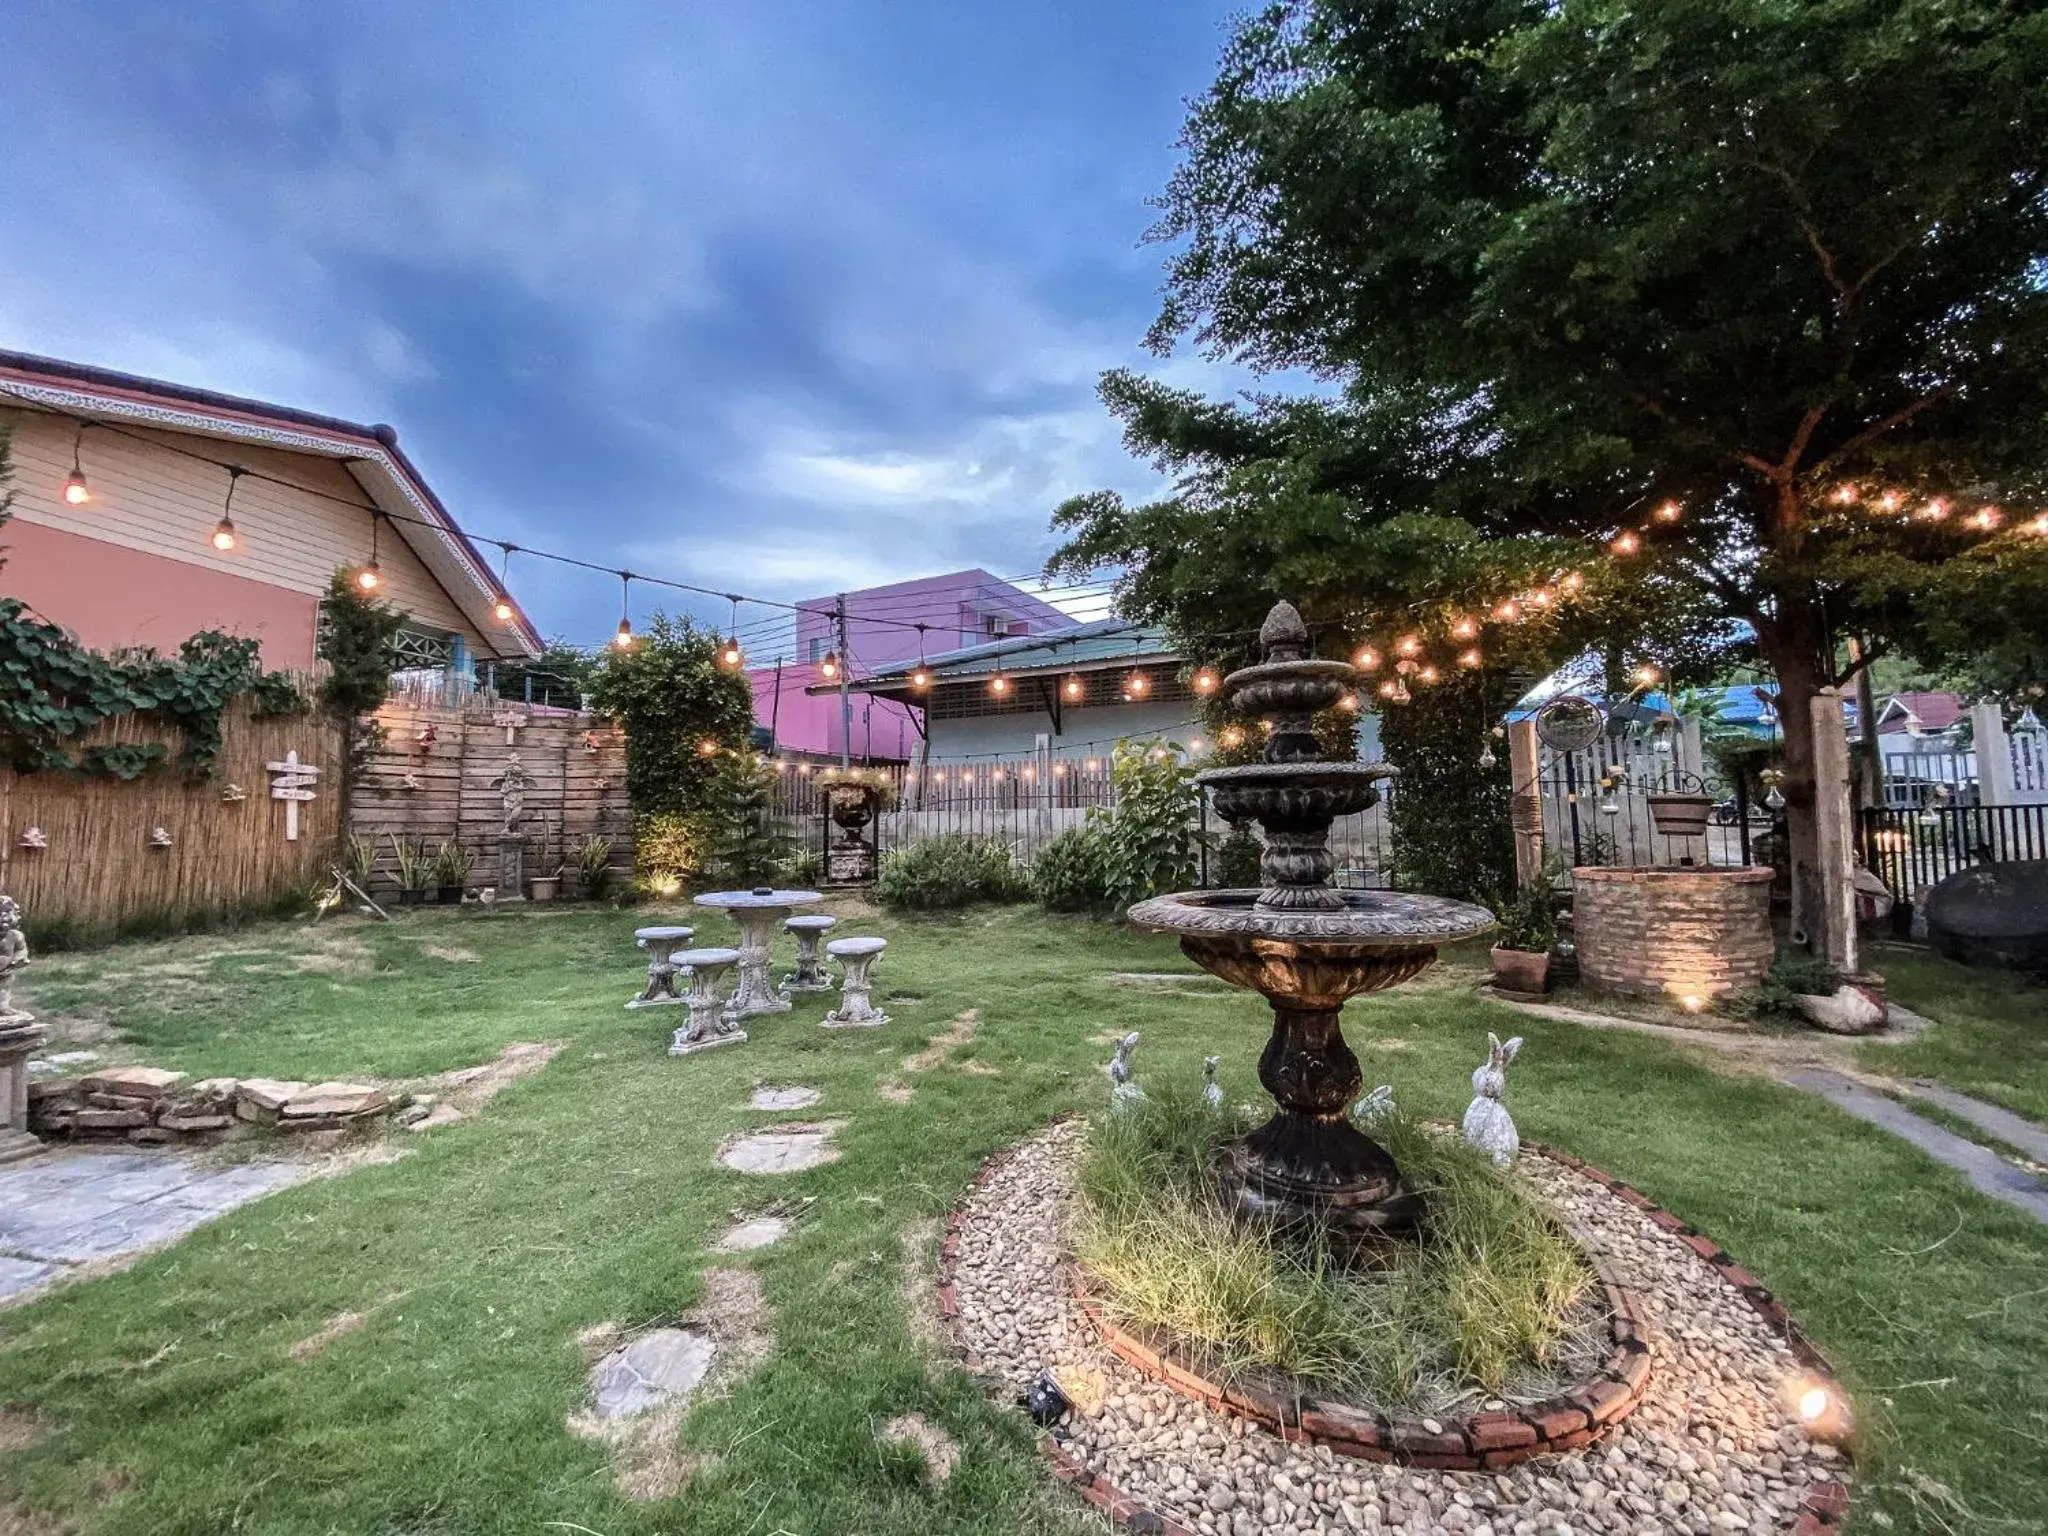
xmin=0 ymin=697 xmax=345 ymax=936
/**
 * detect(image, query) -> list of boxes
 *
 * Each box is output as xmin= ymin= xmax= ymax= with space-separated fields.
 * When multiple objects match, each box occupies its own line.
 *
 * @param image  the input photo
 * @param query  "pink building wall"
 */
xmin=749 ymin=569 xmax=1075 ymax=760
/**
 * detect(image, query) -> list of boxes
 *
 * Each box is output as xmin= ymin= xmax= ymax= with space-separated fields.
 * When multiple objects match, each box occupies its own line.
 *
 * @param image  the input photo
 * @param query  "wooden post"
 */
xmin=1808 ymin=688 xmax=1859 ymax=976
xmin=1508 ymin=719 xmax=1544 ymax=888
xmin=1971 ymin=700 xmax=2014 ymax=807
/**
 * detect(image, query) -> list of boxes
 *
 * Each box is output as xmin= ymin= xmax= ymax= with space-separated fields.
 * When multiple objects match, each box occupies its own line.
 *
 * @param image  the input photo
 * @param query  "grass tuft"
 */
xmin=1074 ymin=1083 xmax=1596 ymax=1411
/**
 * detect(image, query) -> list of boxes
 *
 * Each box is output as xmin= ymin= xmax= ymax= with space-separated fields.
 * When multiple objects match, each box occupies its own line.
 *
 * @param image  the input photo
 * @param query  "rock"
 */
xmin=1791 ymin=986 xmax=1886 ymax=1035
xmin=74 ymin=1107 xmax=149 ymax=1130
xmin=1925 ymin=858 xmax=2048 ymax=977
xmin=409 ymin=1104 xmax=465 ymax=1131
xmin=236 ymin=1079 xmax=309 ymax=1119
xmin=80 ymin=1065 xmax=186 ymax=1100
xmin=281 ymin=1083 xmax=389 ymax=1120
xmin=26 ymin=1077 xmax=81 ymax=1102
xmin=713 ymin=1216 xmax=790 ymax=1251
xmin=393 ymin=1102 xmax=434 ymax=1128
xmin=127 ymin=1125 xmax=174 ymax=1144
xmin=717 ymin=1122 xmax=843 ymax=1174
xmin=588 ymin=1328 xmax=717 ymax=1419
xmin=156 ymin=1111 xmax=233 ymax=1132
xmin=749 ymin=1085 xmax=822 ymax=1110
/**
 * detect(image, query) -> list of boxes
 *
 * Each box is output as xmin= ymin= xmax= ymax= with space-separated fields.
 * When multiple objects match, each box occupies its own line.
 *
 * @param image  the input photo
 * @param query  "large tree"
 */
xmin=1053 ymin=0 xmax=2048 ymax=947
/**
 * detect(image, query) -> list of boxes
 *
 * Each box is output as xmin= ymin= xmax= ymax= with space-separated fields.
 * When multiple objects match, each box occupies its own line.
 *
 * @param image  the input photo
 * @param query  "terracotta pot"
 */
xmin=1647 ymin=792 xmax=1716 ymax=839
xmin=528 ymin=876 xmax=561 ymax=903
xmin=1490 ymin=945 xmax=1551 ymax=995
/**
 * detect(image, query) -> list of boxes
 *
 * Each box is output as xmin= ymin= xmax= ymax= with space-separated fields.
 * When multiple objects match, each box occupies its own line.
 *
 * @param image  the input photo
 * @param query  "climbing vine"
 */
xmin=0 ymin=598 xmax=307 ymax=781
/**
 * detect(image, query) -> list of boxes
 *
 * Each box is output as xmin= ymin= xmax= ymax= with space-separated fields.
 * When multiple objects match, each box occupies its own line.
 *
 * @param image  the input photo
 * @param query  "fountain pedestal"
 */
xmin=1127 ymin=599 xmax=1492 ymax=1246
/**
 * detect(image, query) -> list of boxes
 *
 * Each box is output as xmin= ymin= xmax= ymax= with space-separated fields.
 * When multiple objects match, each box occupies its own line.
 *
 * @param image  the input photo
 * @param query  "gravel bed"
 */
xmin=949 ymin=1120 xmax=1847 ymax=1536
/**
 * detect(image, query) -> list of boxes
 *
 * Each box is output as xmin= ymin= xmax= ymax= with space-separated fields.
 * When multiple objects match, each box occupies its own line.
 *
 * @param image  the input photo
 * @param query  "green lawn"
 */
xmin=1860 ymin=942 xmax=2048 ymax=1123
xmin=2 ymin=905 xmax=2044 ymax=1535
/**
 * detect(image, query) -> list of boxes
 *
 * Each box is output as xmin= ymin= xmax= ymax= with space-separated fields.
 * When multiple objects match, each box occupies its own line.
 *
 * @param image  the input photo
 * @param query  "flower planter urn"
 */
xmin=1490 ymin=945 xmax=1551 ymax=996
xmin=1647 ymin=792 xmax=1716 ymax=840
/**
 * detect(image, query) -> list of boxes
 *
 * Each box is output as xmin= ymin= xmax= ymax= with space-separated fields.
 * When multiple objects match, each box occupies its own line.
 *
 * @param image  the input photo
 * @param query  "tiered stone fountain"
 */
xmin=1129 ymin=601 xmax=1494 ymax=1244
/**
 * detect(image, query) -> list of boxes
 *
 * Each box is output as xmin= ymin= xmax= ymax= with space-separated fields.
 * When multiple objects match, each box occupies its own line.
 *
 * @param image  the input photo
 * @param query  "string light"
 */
xmin=1878 ymin=491 xmax=1903 ymax=513
xmin=1450 ymin=617 xmax=1478 ymax=641
xmin=1417 ymin=664 xmax=1440 ymax=685
xmin=696 ymin=737 xmax=719 ymax=757
xmin=1084 ymin=758 xmax=1099 ymax=771
xmin=1612 ymin=530 xmax=1641 ymax=556
xmin=490 ymin=542 xmax=518 ymax=623
xmin=1561 ymin=570 xmax=1585 ymax=594
xmin=1354 ymin=646 xmax=1380 ymax=671
xmin=1125 ymin=670 xmax=1150 ymax=697
xmin=210 ymin=466 xmax=243 ymax=553
xmin=1654 ymin=500 xmax=1683 ymax=522
xmin=1337 ymin=693 xmax=1358 ymax=712
xmin=716 ymin=594 xmax=744 ymax=670
xmin=990 ymin=674 xmax=1010 ymax=696
xmin=1971 ymin=507 xmax=2001 ymax=532
xmin=1493 ymin=597 xmax=1521 ymax=623
xmin=62 ymin=420 xmax=91 ymax=506
xmin=1832 ymin=484 xmax=1859 ymax=506
xmin=820 ymin=650 xmax=840 ymax=681
xmin=1527 ymin=586 xmax=1554 ymax=609
xmin=355 ymin=512 xmax=385 ymax=592
xmin=910 ymin=625 xmax=931 ymax=689
xmin=1193 ymin=667 xmax=1218 ymax=696
xmin=1634 ymin=664 xmax=1660 ymax=686
xmin=1921 ymin=498 xmax=1949 ymax=521
xmin=1458 ymin=647 xmax=1483 ymax=669
xmin=1220 ymin=725 xmax=1244 ymax=749
xmin=613 ymin=572 xmax=634 ymax=649
xmin=1064 ymin=673 xmax=1085 ymax=700
xmin=1187 ymin=738 xmax=1203 ymax=752
xmin=1394 ymin=633 xmax=1422 ymax=657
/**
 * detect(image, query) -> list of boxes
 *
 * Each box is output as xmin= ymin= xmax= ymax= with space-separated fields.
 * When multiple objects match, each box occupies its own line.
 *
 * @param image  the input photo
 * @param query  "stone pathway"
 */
xmin=1783 ymin=1070 xmax=2048 ymax=1225
xmin=717 ymin=1122 xmax=843 ymax=1174
xmin=713 ymin=1215 xmax=790 ymax=1251
xmin=1904 ymin=1079 xmax=2048 ymax=1165
xmin=0 ymin=1150 xmax=302 ymax=1301
xmin=588 ymin=1329 xmax=718 ymax=1419
xmin=749 ymin=1086 xmax=821 ymax=1110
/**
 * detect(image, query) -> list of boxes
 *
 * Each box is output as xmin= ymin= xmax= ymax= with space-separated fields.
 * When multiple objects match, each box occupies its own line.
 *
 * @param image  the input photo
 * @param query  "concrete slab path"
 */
xmin=0 ymin=1150 xmax=302 ymax=1302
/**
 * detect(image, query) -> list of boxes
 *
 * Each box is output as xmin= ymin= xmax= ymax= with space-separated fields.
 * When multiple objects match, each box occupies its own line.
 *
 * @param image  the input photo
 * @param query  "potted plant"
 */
xmin=1489 ymin=879 xmax=1560 ymax=995
xmin=575 ymin=835 xmax=615 ymax=900
xmin=389 ymin=835 xmax=432 ymax=906
xmin=342 ymin=832 xmax=378 ymax=891
xmin=434 ymin=839 xmax=474 ymax=904
xmin=1646 ymin=790 xmax=1716 ymax=839
xmin=528 ymin=867 xmax=563 ymax=902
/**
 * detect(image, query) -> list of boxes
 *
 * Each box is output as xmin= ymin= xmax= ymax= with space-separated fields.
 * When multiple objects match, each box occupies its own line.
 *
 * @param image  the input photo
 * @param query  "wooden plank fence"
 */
xmin=349 ymin=700 xmax=632 ymax=894
xmin=0 ymin=697 xmax=345 ymax=934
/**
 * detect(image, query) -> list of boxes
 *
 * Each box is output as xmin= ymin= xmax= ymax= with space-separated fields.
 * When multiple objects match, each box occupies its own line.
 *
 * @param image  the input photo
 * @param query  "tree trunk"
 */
xmin=1759 ymin=599 xmax=1832 ymax=956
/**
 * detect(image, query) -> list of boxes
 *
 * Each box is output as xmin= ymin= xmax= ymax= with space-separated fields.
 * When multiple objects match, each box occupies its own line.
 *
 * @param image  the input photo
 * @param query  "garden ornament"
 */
xmin=1202 ymin=1055 xmax=1223 ymax=1110
xmin=148 ymin=826 xmax=173 ymax=848
xmin=1350 ymin=1083 xmax=1395 ymax=1127
xmin=1020 ymin=1369 xmax=1071 ymax=1426
xmin=16 ymin=827 xmax=45 ymax=850
xmin=0 ymin=897 xmax=28 ymax=1018
xmin=1107 ymin=1031 xmax=1143 ymax=1111
xmin=1461 ymin=1033 xmax=1524 ymax=1166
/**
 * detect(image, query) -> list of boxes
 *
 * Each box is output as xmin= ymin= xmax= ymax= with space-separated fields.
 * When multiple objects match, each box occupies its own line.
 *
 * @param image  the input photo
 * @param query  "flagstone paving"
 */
xmin=0 ymin=1150 xmax=302 ymax=1301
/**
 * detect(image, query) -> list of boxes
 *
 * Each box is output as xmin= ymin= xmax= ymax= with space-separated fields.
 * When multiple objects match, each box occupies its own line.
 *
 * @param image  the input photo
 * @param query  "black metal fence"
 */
xmin=1534 ymin=745 xmax=1761 ymax=869
xmin=1859 ymin=802 xmax=2048 ymax=900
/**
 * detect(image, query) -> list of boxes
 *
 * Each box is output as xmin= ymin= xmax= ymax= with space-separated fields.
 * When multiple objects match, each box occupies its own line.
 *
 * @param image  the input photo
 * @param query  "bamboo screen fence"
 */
xmin=348 ymin=699 xmax=632 ymax=895
xmin=0 ymin=698 xmax=345 ymax=934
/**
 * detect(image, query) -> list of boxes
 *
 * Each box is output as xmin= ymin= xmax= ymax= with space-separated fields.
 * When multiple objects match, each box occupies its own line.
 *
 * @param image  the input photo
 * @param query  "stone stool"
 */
xmin=781 ymin=914 xmax=839 ymax=993
xmin=669 ymin=948 xmax=747 ymax=1055
xmin=821 ymin=937 xmax=890 ymax=1027
xmin=626 ymin=925 xmax=695 ymax=1009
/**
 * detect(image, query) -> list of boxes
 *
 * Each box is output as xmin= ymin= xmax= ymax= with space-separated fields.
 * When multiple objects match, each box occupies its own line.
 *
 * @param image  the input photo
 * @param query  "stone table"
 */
xmin=822 ymin=936 xmax=890 ymax=1027
xmin=781 ymin=915 xmax=839 ymax=993
xmin=669 ymin=948 xmax=746 ymax=1056
xmin=693 ymin=888 xmax=822 ymax=1020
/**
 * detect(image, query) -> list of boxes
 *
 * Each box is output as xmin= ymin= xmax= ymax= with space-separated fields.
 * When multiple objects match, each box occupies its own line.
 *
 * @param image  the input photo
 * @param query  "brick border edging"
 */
xmin=936 ymin=1125 xmax=1852 ymax=1536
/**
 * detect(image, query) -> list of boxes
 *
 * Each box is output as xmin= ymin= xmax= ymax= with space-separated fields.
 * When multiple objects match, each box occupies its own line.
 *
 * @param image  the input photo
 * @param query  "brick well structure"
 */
xmin=1572 ymin=865 xmax=1774 ymax=1000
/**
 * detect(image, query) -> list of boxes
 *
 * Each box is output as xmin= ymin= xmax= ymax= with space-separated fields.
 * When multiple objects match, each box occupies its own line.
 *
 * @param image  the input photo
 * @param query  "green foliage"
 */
xmin=817 ymin=764 xmax=900 ymax=809
xmin=1493 ymin=879 xmax=1560 ymax=955
xmin=1215 ymin=821 xmax=1264 ymax=888
xmin=387 ymin=835 xmax=433 ymax=892
xmin=874 ymin=834 xmax=1028 ymax=911
xmin=0 ymin=598 xmax=305 ymax=781
xmin=316 ymin=569 xmax=408 ymax=721
xmin=433 ymin=839 xmax=475 ymax=888
xmin=1098 ymin=738 xmax=1201 ymax=909
xmin=698 ymin=752 xmax=799 ymax=889
xmin=1031 ymin=824 xmax=1114 ymax=912
xmin=487 ymin=640 xmax=598 ymax=711
xmin=587 ymin=613 xmax=754 ymax=818
xmin=575 ymin=835 xmax=616 ymax=898
xmin=1077 ymin=1086 xmax=1593 ymax=1405
xmin=1730 ymin=948 xmax=1849 ymax=1020
xmin=633 ymin=811 xmax=709 ymax=895
xmin=341 ymin=833 xmax=378 ymax=888
xmin=1382 ymin=674 xmax=1516 ymax=902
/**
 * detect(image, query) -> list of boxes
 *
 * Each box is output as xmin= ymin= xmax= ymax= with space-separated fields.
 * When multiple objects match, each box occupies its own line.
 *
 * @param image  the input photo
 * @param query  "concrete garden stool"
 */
xmin=781 ymin=915 xmax=839 ymax=993
xmin=821 ymin=937 xmax=890 ymax=1027
xmin=627 ymin=926 xmax=695 ymax=1009
xmin=669 ymin=948 xmax=747 ymax=1055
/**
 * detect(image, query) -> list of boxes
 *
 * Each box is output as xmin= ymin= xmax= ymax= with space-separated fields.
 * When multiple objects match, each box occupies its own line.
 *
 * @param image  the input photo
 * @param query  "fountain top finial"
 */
xmin=1258 ymin=601 xmax=1310 ymax=662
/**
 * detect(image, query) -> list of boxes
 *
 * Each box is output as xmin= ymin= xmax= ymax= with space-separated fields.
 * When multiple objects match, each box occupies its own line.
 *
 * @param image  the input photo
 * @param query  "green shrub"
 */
xmin=1215 ymin=822 xmax=1264 ymax=888
xmin=1728 ymin=948 xmax=1847 ymax=1020
xmin=875 ymin=834 xmax=1028 ymax=911
xmin=1100 ymin=738 xmax=1201 ymax=907
xmin=1492 ymin=879 xmax=1559 ymax=953
xmin=634 ymin=810 xmax=710 ymax=896
xmin=1033 ymin=825 xmax=1114 ymax=912
xmin=1076 ymin=1086 xmax=1594 ymax=1409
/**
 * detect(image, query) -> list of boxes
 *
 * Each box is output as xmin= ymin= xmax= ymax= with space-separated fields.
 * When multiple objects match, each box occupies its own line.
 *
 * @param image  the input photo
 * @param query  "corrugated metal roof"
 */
xmin=861 ymin=618 xmax=1176 ymax=682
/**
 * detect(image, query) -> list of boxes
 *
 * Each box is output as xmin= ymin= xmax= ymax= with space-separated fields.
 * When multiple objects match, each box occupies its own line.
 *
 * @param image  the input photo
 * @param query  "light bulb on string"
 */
xmin=1354 ymin=646 xmax=1380 ymax=671
xmin=1970 ymin=507 xmax=2001 ymax=532
xmin=1528 ymin=587 xmax=1554 ymax=610
xmin=1654 ymin=500 xmax=1683 ymax=522
xmin=63 ymin=420 xmax=91 ymax=506
xmin=1124 ymin=670 xmax=1149 ymax=698
xmin=491 ymin=542 xmax=519 ymax=624
xmin=1832 ymin=484 xmax=1859 ymax=506
xmin=1221 ymin=725 xmax=1244 ymax=749
xmin=1878 ymin=491 xmax=1903 ymax=514
xmin=910 ymin=624 xmax=931 ymax=689
xmin=613 ymin=572 xmax=635 ymax=649
xmin=716 ymin=595 xmax=744 ymax=670
xmin=1193 ymin=667 xmax=1219 ymax=696
xmin=1063 ymin=672 xmax=1084 ymax=700
xmin=820 ymin=650 xmax=839 ymax=680
xmin=1634 ymin=664 xmax=1660 ymax=687
xmin=355 ymin=511 xmax=386 ymax=592
xmin=1492 ymin=597 xmax=1521 ymax=623
xmin=210 ymin=466 xmax=243 ymax=553
xmin=1394 ymin=633 xmax=1422 ymax=657
xmin=1561 ymin=570 xmax=1585 ymax=595
xmin=990 ymin=674 xmax=1010 ymax=697
xmin=2028 ymin=514 xmax=2048 ymax=537
xmin=1612 ymin=531 xmax=1641 ymax=556
xmin=1921 ymin=498 xmax=1949 ymax=522
xmin=696 ymin=737 xmax=719 ymax=757
xmin=1337 ymin=692 xmax=1359 ymax=712
xmin=1458 ymin=647 xmax=1483 ymax=669
xmin=1450 ymin=616 xmax=1478 ymax=641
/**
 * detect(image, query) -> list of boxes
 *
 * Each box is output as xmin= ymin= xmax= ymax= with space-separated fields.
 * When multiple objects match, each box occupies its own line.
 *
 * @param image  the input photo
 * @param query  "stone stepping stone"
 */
xmin=588 ymin=1328 xmax=717 ymax=1420
xmin=749 ymin=1086 xmax=820 ymax=1111
xmin=713 ymin=1215 xmax=791 ymax=1251
xmin=717 ymin=1122 xmax=842 ymax=1174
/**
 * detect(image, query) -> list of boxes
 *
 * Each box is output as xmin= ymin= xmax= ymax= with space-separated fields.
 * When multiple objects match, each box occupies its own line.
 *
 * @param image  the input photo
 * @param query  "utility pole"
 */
xmin=835 ymin=592 xmax=852 ymax=769
xmin=768 ymin=658 xmax=784 ymax=754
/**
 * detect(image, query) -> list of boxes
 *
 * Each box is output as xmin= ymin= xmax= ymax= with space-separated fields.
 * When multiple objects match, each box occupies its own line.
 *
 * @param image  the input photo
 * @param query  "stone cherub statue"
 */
xmin=1461 ymin=1033 xmax=1525 ymax=1166
xmin=489 ymin=752 xmax=532 ymax=836
xmin=1350 ymin=1083 xmax=1396 ymax=1128
xmin=1202 ymin=1056 xmax=1223 ymax=1110
xmin=0 ymin=896 xmax=29 ymax=1020
xmin=1107 ymin=1031 xmax=1143 ymax=1111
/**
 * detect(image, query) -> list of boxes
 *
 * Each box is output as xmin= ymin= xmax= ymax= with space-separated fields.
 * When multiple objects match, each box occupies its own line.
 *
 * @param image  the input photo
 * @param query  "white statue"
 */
xmin=1107 ymin=1031 xmax=1143 ymax=1111
xmin=1461 ymin=1033 xmax=1524 ymax=1166
xmin=1350 ymin=1083 xmax=1396 ymax=1127
xmin=1202 ymin=1055 xmax=1223 ymax=1110
xmin=0 ymin=896 xmax=29 ymax=1019
xmin=490 ymin=753 xmax=532 ymax=836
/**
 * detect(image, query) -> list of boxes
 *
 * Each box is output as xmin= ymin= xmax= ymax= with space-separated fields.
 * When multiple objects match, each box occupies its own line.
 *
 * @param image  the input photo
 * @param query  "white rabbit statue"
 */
xmin=1202 ymin=1056 xmax=1224 ymax=1110
xmin=1350 ymin=1083 xmax=1396 ymax=1127
xmin=1107 ymin=1031 xmax=1144 ymax=1112
xmin=1461 ymin=1033 xmax=1524 ymax=1165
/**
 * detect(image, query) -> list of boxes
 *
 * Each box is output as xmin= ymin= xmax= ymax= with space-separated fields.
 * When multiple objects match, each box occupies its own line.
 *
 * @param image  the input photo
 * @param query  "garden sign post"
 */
xmin=266 ymin=751 xmax=321 ymax=842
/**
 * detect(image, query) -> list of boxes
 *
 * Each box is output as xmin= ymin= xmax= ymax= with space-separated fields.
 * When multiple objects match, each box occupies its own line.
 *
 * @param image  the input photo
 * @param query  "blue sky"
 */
xmin=0 ymin=0 xmax=1250 ymax=650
